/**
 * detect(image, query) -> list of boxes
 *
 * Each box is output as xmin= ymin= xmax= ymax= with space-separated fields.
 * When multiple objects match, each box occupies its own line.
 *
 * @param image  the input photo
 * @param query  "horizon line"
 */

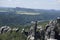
xmin=0 ymin=6 xmax=60 ymax=10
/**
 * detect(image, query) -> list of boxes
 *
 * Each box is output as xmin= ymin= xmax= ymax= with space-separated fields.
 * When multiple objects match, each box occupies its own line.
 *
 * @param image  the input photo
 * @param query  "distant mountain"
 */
xmin=0 ymin=7 xmax=60 ymax=25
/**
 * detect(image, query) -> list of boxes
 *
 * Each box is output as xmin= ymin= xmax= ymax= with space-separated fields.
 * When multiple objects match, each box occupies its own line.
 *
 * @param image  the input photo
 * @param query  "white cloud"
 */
xmin=56 ymin=0 xmax=60 ymax=3
xmin=8 ymin=0 xmax=12 ymax=1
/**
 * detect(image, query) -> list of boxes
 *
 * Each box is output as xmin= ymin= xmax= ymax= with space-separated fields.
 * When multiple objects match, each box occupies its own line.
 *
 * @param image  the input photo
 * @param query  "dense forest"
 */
xmin=0 ymin=7 xmax=60 ymax=26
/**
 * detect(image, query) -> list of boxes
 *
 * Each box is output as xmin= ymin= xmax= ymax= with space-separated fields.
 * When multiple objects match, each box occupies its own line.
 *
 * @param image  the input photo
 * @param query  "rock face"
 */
xmin=45 ymin=17 xmax=60 ymax=40
xmin=27 ymin=21 xmax=45 ymax=40
xmin=0 ymin=26 xmax=19 ymax=34
xmin=27 ymin=18 xmax=60 ymax=40
xmin=0 ymin=26 xmax=11 ymax=34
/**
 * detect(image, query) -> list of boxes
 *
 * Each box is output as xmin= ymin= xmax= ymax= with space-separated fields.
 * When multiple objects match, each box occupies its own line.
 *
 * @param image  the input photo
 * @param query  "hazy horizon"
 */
xmin=0 ymin=0 xmax=60 ymax=10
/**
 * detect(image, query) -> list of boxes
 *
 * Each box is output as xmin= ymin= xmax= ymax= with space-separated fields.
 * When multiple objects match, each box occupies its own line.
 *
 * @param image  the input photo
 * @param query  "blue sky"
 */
xmin=0 ymin=0 xmax=60 ymax=10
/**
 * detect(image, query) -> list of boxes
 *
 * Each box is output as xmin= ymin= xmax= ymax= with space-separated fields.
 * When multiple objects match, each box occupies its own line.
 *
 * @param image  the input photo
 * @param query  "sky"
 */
xmin=0 ymin=0 xmax=60 ymax=10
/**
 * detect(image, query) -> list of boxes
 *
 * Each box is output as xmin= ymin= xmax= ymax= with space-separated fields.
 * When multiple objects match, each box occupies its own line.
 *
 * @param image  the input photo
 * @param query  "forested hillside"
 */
xmin=0 ymin=7 xmax=60 ymax=26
